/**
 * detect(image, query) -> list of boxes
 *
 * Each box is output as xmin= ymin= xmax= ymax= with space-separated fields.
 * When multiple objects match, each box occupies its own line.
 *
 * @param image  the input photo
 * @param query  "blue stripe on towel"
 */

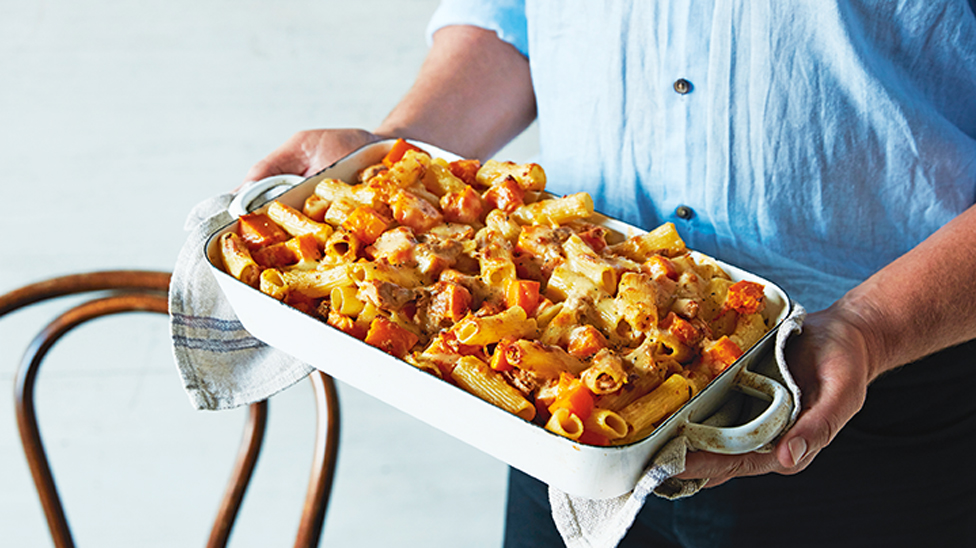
xmin=172 ymin=335 xmax=266 ymax=352
xmin=171 ymin=313 xmax=246 ymax=332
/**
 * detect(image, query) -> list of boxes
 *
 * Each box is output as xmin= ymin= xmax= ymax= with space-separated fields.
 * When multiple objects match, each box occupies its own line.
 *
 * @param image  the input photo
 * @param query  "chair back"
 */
xmin=2 ymin=270 xmax=339 ymax=548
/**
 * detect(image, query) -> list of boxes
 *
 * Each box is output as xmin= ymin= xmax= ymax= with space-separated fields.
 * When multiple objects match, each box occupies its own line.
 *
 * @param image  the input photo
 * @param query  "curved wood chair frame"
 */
xmin=2 ymin=270 xmax=340 ymax=548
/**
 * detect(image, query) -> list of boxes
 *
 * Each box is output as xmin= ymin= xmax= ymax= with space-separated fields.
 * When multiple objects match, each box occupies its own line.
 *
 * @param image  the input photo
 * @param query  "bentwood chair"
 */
xmin=2 ymin=270 xmax=340 ymax=548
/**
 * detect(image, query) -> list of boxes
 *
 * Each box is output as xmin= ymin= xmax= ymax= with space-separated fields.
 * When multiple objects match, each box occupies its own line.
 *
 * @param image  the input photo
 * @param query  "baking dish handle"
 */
xmin=228 ymin=174 xmax=305 ymax=217
xmin=680 ymin=369 xmax=793 ymax=455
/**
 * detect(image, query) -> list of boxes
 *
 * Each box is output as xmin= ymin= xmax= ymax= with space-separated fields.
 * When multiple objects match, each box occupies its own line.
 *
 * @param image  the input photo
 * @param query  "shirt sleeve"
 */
xmin=426 ymin=0 xmax=528 ymax=58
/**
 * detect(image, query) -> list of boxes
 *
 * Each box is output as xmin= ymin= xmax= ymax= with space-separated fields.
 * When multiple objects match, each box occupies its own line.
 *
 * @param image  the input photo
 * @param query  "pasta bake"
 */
xmin=219 ymin=139 xmax=772 ymax=446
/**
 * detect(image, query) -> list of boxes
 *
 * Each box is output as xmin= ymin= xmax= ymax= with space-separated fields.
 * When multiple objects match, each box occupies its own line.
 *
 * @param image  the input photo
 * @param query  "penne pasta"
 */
xmin=511 ymin=192 xmax=594 ymax=226
xmin=219 ymin=140 xmax=772 ymax=446
xmin=476 ymin=159 xmax=547 ymax=192
xmin=280 ymin=264 xmax=354 ymax=298
xmin=609 ymin=222 xmax=686 ymax=261
xmin=583 ymin=408 xmax=629 ymax=440
xmin=267 ymin=200 xmax=334 ymax=245
xmin=453 ymin=306 xmax=538 ymax=346
xmin=580 ymin=349 xmax=628 ymax=394
xmin=500 ymin=339 xmax=587 ymax=379
xmin=477 ymin=229 xmax=518 ymax=288
xmin=619 ymin=374 xmax=692 ymax=440
xmin=562 ymin=233 xmax=619 ymax=294
xmin=322 ymin=229 xmax=362 ymax=266
xmin=545 ymin=407 xmax=584 ymax=440
xmin=615 ymin=272 xmax=660 ymax=333
xmin=422 ymin=157 xmax=469 ymax=197
xmin=451 ymin=356 xmax=536 ymax=421
xmin=259 ymin=268 xmax=288 ymax=300
xmin=330 ymin=284 xmax=365 ymax=316
xmin=386 ymin=149 xmax=429 ymax=189
xmin=314 ymin=177 xmax=358 ymax=205
xmin=545 ymin=261 xmax=601 ymax=302
xmin=484 ymin=209 xmax=522 ymax=242
xmin=220 ymin=232 xmax=260 ymax=288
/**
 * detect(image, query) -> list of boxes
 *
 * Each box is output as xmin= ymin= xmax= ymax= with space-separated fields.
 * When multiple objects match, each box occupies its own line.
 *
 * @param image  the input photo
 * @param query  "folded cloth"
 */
xmin=168 ymin=193 xmax=313 ymax=411
xmin=549 ymin=304 xmax=806 ymax=548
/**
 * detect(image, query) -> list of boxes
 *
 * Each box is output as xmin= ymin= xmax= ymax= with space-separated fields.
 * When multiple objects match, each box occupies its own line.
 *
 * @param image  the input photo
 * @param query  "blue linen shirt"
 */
xmin=428 ymin=0 xmax=976 ymax=311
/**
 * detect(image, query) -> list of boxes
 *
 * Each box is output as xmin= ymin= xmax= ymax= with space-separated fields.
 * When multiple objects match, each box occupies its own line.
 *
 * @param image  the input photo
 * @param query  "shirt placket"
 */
xmin=655 ymin=1 xmax=714 ymax=240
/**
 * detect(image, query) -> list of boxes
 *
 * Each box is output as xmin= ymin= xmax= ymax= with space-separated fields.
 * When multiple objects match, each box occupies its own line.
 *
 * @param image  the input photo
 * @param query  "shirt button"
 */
xmin=673 ymin=78 xmax=692 ymax=94
xmin=675 ymin=205 xmax=694 ymax=219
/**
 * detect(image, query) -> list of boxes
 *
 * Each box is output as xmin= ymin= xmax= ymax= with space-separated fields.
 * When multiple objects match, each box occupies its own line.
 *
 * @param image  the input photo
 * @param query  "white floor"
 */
xmin=0 ymin=1 xmax=538 ymax=546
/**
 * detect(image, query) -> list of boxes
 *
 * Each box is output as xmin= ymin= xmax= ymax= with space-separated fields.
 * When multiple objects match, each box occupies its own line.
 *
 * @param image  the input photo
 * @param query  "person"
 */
xmin=245 ymin=1 xmax=976 ymax=546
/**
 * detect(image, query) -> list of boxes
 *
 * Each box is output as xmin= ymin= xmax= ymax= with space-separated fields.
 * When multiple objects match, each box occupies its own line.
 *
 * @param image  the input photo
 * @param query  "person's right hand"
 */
xmin=244 ymin=128 xmax=382 ymax=183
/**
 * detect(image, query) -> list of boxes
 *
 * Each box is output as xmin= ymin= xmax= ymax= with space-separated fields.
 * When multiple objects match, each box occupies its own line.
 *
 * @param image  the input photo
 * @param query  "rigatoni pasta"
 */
xmin=219 ymin=139 xmax=772 ymax=446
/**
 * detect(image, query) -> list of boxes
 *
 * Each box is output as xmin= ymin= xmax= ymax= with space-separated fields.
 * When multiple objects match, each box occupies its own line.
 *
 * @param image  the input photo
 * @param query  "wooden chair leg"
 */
xmin=207 ymin=401 xmax=269 ymax=548
xmin=14 ymin=293 xmax=169 ymax=548
xmin=294 ymin=371 xmax=341 ymax=548
xmin=6 ymin=270 xmax=342 ymax=547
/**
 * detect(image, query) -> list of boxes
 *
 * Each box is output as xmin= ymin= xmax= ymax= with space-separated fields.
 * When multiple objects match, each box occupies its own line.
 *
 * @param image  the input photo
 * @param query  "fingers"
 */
xmin=679 ymin=369 xmax=862 ymax=485
xmin=774 ymin=327 xmax=868 ymax=470
xmin=678 ymin=446 xmax=800 ymax=488
xmin=678 ymin=410 xmax=833 ymax=488
xmin=773 ymin=372 xmax=864 ymax=470
xmin=670 ymin=305 xmax=875 ymax=488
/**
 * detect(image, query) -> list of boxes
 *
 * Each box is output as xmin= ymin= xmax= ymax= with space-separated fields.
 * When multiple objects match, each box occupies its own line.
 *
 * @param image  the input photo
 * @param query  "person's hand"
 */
xmin=676 ymin=305 xmax=874 ymax=487
xmin=244 ymin=128 xmax=382 ymax=183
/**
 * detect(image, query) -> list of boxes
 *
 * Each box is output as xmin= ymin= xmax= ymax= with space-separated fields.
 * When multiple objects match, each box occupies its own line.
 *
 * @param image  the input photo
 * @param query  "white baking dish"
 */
xmin=206 ymin=140 xmax=794 ymax=499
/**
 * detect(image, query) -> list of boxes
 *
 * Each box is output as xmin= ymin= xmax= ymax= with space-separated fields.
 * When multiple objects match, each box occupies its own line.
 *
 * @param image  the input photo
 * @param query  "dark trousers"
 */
xmin=504 ymin=340 xmax=976 ymax=547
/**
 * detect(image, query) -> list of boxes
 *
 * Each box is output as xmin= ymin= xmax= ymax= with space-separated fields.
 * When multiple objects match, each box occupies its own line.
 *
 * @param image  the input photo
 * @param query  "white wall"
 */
xmin=0 ymin=1 xmax=538 ymax=545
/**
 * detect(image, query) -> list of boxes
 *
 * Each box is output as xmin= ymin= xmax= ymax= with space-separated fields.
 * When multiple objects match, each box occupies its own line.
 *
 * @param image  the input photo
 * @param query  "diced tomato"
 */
xmin=703 ymin=336 xmax=744 ymax=375
xmin=567 ymin=325 xmax=608 ymax=359
xmin=505 ymin=279 xmax=541 ymax=315
xmin=440 ymin=186 xmax=486 ymax=225
xmin=341 ymin=206 xmax=391 ymax=244
xmin=327 ymin=310 xmax=367 ymax=340
xmin=238 ymin=212 xmax=290 ymax=249
xmin=660 ymin=312 xmax=702 ymax=346
xmin=429 ymin=281 xmax=472 ymax=324
xmin=642 ymin=255 xmax=679 ymax=281
xmin=489 ymin=340 xmax=514 ymax=372
xmin=251 ymin=241 xmax=297 ymax=269
xmin=576 ymin=225 xmax=609 ymax=253
xmin=725 ymin=280 xmax=766 ymax=315
xmin=364 ymin=316 xmax=419 ymax=358
xmin=381 ymin=138 xmax=427 ymax=168
xmin=548 ymin=373 xmax=595 ymax=421
xmin=285 ymin=233 xmax=323 ymax=262
xmin=391 ymin=190 xmax=443 ymax=233
xmin=482 ymin=175 xmax=525 ymax=213
xmin=447 ymin=159 xmax=482 ymax=186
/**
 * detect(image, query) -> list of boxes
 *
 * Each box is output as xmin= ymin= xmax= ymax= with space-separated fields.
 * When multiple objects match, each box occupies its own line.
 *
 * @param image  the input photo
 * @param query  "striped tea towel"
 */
xmin=549 ymin=304 xmax=806 ymax=548
xmin=168 ymin=193 xmax=313 ymax=410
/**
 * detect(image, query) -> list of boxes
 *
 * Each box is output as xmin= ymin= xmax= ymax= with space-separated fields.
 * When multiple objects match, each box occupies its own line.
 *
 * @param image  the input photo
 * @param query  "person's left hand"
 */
xmin=675 ymin=305 xmax=874 ymax=487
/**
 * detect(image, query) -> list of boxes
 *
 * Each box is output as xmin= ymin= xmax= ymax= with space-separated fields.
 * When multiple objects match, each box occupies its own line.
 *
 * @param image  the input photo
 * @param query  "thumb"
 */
xmin=774 ymin=372 xmax=865 ymax=471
